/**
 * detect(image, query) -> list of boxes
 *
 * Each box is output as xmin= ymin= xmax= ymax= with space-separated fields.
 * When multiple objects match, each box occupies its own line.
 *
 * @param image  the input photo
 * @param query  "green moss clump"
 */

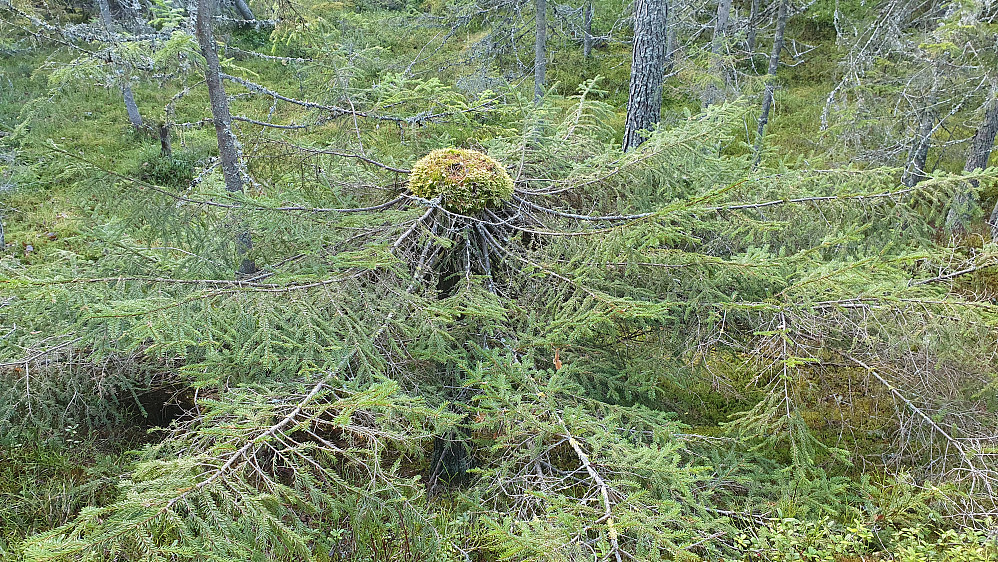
xmin=407 ymin=148 xmax=514 ymax=214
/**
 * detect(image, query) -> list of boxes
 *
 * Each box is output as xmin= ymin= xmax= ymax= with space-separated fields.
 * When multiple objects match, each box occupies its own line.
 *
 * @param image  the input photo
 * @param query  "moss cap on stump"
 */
xmin=407 ymin=148 xmax=514 ymax=214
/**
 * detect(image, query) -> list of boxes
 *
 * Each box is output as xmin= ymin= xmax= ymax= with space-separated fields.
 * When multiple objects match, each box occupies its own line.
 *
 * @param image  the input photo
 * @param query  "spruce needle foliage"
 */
xmin=2 ymin=6 xmax=998 ymax=559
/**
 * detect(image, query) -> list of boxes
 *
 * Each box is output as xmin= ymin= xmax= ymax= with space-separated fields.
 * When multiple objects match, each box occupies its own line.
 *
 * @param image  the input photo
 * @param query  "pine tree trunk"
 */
xmin=903 ymin=106 xmax=936 ymax=188
xmin=196 ymin=0 xmax=256 ymax=275
xmin=702 ymin=0 xmax=732 ymax=107
xmin=967 ymin=94 xmax=998 ymax=175
xmin=534 ymin=0 xmax=547 ymax=103
xmin=583 ymin=0 xmax=593 ymax=59
xmin=751 ymin=0 xmax=787 ymax=169
xmin=622 ymin=0 xmax=668 ymax=152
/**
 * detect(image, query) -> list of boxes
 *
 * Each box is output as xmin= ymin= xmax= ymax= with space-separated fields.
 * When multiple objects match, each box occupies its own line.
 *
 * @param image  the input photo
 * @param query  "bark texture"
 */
xmin=970 ymin=93 xmax=998 ymax=238
xmin=534 ymin=0 xmax=547 ymax=103
xmin=751 ymin=0 xmax=788 ymax=168
xmin=968 ymin=94 xmax=998 ymax=175
xmin=196 ymin=0 xmax=255 ymax=275
xmin=903 ymin=105 xmax=936 ymax=188
xmin=97 ymin=0 xmax=113 ymax=30
xmin=622 ymin=0 xmax=668 ymax=152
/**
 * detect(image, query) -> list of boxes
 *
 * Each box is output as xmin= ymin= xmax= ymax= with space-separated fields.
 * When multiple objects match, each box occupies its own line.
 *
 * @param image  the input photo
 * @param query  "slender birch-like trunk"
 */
xmin=751 ymin=0 xmax=788 ymax=168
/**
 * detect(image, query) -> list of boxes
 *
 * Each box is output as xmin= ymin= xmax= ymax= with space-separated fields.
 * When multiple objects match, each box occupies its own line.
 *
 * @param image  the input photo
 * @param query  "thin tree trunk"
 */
xmin=97 ymin=0 xmax=113 ymax=29
xmin=97 ymin=0 xmax=144 ymax=131
xmin=939 ymin=90 xmax=998 ymax=238
xmin=158 ymin=121 xmax=173 ymax=158
xmin=122 ymin=82 xmax=144 ymax=130
xmin=966 ymin=93 xmax=998 ymax=175
xmin=747 ymin=0 xmax=761 ymax=56
xmin=534 ymin=0 xmax=547 ymax=103
xmin=233 ymin=0 xmax=255 ymax=20
xmin=751 ymin=0 xmax=788 ymax=169
xmin=702 ymin=0 xmax=732 ymax=107
xmin=664 ymin=0 xmax=676 ymax=74
xmin=903 ymin=106 xmax=937 ymax=188
xmin=622 ymin=0 xmax=668 ymax=151
xmin=902 ymin=61 xmax=942 ymax=188
xmin=947 ymin=93 xmax=998 ymax=235
xmin=904 ymin=111 xmax=934 ymax=187
xmin=196 ymin=0 xmax=255 ymax=275
xmin=583 ymin=0 xmax=593 ymax=59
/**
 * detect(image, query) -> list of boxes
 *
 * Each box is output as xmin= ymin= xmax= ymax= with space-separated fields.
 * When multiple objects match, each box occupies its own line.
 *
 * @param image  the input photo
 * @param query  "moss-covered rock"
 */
xmin=407 ymin=148 xmax=514 ymax=214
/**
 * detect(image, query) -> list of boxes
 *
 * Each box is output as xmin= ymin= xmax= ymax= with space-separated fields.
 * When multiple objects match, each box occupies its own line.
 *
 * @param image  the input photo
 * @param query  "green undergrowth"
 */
xmin=0 ymin=435 xmax=143 ymax=559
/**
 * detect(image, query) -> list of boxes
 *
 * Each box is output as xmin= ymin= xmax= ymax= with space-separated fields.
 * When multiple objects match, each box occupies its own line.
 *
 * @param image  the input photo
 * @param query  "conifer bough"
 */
xmin=407 ymin=148 xmax=514 ymax=214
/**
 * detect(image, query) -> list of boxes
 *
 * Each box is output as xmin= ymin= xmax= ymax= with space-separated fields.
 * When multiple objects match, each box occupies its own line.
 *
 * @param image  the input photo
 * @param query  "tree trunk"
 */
xmin=583 ymin=0 xmax=593 ymax=59
xmin=940 ymin=91 xmax=998 ymax=237
xmin=97 ymin=0 xmax=144 ymax=132
xmin=967 ymin=93 xmax=998 ymax=175
xmin=747 ymin=0 xmax=762 ymax=56
xmin=196 ymin=0 xmax=256 ymax=276
xmin=534 ymin=0 xmax=547 ymax=103
xmin=702 ymin=0 xmax=732 ymax=107
xmin=122 ymin=82 xmax=144 ymax=131
xmin=902 ymin=62 xmax=942 ymax=189
xmin=664 ymin=0 xmax=676 ymax=74
xmin=96 ymin=0 xmax=114 ymax=30
xmin=233 ymin=0 xmax=255 ymax=21
xmin=158 ymin=121 xmax=173 ymax=158
xmin=622 ymin=0 xmax=668 ymax=152
xmin=903 ymin=107 xmax=936 ymax=188
xmin=751 ymin=0 xmax=788 ymax=169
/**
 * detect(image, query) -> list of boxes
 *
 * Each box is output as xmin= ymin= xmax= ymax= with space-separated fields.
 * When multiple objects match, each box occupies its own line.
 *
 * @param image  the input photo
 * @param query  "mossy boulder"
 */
xmin=407 ymin=148 xmax=514 ymax=214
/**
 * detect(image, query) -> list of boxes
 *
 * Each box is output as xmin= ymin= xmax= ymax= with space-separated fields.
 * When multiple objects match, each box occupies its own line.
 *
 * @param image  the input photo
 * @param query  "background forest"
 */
xmin=1 ymin=0 xmax=998 ymax=558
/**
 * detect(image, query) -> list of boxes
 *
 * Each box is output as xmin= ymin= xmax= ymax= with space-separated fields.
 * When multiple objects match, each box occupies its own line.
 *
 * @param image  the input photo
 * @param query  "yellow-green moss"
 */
xmin=407 ymin=148 xmax=514 ymax=214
